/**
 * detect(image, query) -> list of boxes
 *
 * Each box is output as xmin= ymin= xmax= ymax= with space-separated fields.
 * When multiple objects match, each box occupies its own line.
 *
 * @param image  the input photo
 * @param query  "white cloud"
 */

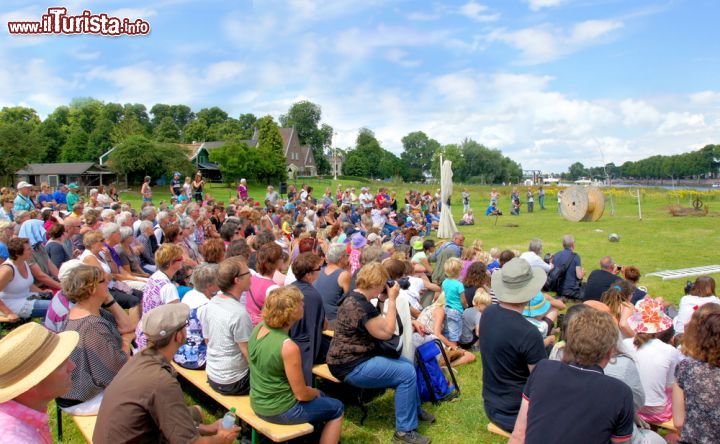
xmin=525 ymin=0 xmax=569 ymax=11
xmin=657 ymin=112 xmax=707 ymax=136
xmin=205 ymin=61 xmax=245 ymax=83
xmin=459 ymin=1 xmax=500 ymax=22
xmin=620 ymin=99 xmax=662 ymax=126
xmin=690 ymin=90 xmax=720 ymax=106
xmin=488 ymin=19 xmax=623 ymax=64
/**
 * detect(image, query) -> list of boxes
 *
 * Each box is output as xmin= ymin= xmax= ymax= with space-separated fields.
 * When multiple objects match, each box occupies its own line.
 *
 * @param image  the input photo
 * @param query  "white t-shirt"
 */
xmin=519 ymin=251 xmax=551 ymax=273
xmin=624 ymin=338 xmax=682 ymax=407
xmin=182 ymin=289 xmax=212 ymax=310
xmin=673 ymin=294 xmax=720 ymax=334
xmin=403 ymin=276 xmax=425 ymax=312
xmin=360 ymin=192 xmax=373 ymax=208
xmin=284 ymin=267 xmax=297 ymax=286
xmin=203 ymin=294 xmax=253 ymax=384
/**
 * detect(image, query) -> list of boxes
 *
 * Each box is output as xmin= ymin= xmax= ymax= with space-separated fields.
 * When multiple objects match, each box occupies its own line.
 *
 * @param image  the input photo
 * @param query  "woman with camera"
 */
xmin=326 ymin=262 xmax=434 ymax=444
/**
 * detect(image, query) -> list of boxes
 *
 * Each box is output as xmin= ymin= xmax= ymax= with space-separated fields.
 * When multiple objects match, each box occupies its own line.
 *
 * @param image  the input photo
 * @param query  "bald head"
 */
xmin=599 ymin=256 xmax=615 ymax=271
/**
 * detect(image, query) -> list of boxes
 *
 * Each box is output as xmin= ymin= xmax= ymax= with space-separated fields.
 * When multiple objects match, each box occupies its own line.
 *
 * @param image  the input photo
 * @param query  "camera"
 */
xmin=684 ymin=280 xmax=694 ymax=295
xmin=387 ymin=277 xmax=411 ymax=290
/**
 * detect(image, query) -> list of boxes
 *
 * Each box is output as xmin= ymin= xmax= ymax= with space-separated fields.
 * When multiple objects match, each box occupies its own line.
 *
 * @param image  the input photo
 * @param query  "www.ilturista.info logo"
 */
xmin=7 ymin=7 xmax=151 ymax=36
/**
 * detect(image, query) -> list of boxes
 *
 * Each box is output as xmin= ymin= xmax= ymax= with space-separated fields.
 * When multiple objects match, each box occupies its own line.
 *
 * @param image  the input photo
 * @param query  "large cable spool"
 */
xmin=560 ymin=185 xmax=605 ymax=222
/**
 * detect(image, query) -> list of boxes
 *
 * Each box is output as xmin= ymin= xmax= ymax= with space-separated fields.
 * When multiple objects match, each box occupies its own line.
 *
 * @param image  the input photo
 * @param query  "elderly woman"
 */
xmin=249 ymin=286 xmax=344 ymax=444
xmin=57 ymin=265 xmax=133 ymax=415
xmin=0 ymin=220 xmax=15 ymax=260
xmin=116 ymin=226 xmax=150 ymax=279
xmin=134 ymin=243 xmax=186 ymax=349
xmin=80 ymin=231 xmax=141 ymax=313
xmin=19 ymin=218 xmax=61 ymax=285
xmin=290 ymin=252 xmax=330 ymax=385
xmin=314 ymin=243 xmax=351 ymax=326
xmin=164 ymin=225 xmax=199 ymax=269
xmin=326 ymin=262 xmax=434 ymax=444
xmin=100 ymin=223 xmax=147 ymax=291
xmin=136 ymin=220 xmax=157 ymax=273
xmin=0 ymin=237 xmax=51 ymax=320
xmin=179 ymin=217 xmax=202 ymax=263
xmin=247 ymin=242 xmax=283 ymax=325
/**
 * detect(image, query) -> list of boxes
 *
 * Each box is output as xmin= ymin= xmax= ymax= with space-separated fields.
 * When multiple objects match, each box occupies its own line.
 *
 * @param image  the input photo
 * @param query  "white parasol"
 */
xmin=437 ymin=159 xmax=458 ymax=238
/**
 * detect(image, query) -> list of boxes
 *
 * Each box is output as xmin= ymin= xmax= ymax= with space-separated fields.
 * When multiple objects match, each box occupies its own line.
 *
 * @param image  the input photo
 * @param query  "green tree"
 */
xmin=153 ymin=117 xmax=181 ymax=142
xmin=108 ymin=135 xmax=193 ymax=183
xmin=111 ymin=115 xmax=147 ymax=145
xmin=196 ymin=107 xmax=228 ymax=127
xmin=400 ymin=131 xmax=439 ymax=180
xmin=101 ymin=102 xmax=124 ymax=124
xmin=38 ymin=119 xmax=65 ymax=162
xmin=567 ymin=162 xmax=587 ymax=180
xmin=279 ymin=101 xmax=332 ymax=174
xmin=183 ymin=119 xmax=208 ymax=143
xmin=60 ymin=123 xmax=90 ymax=162
xmin=255 ymin=116 xmax=287 ymax=183
xmin=87 ymin=118 xmax=114 ymax=161
xmin=0 ymin=121 xmax=44 ymax=181
xmin=431 ymin=144 xmax=464 ymax=180
xmin=210 ymin=142 xmax=260 ymax=184
xmin=237 ymin=113 xmax=257 ymax=139
xmin=0 ymin=106 xmax=42 ymax=125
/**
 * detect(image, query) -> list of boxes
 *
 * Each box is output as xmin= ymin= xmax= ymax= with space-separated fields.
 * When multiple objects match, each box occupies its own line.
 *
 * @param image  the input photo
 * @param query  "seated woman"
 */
xmin=116 ymin=226 xmax=150 ymax=280
xmin=249 ymin=286 xmax=344 ymax=444
xmin=247 ymin=242 xmax=283 ymax=326
xmin=290 ymin=252 xmax=330 ymax=385
xmin=45 ymin=223 xmax=70 ymax=269
xmin=625 ymin=298 xmax=681 ymax=425
xmin=136 ymin=220 xmax=157 ymax=273
xmin=674 ymin=276 xmax=718 ymax=334
xmin=134 ymin=244 xmax=186 ymax=349
xmin=101 ymin=223 xmax=147 ymax=291
xmin=601 ymin=280 xmax=636 ymax=338
xmin=673 ymin=303 xmax=720 ymax=443
xmin=326 ymin=262 xmax=435 ymax=444
xmin=0 ymin=237 xmax=51 ymax=320
xmin=57 ymin=264 xmax=133 ymax=415
xmin=458 ymin=209 xmax=474 ymax=226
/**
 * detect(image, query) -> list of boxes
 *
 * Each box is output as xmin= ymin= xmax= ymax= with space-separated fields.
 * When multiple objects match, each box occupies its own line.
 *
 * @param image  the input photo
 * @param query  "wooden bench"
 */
xmin=312 ymin=363 xmax=340 ymax=384
xmin=487 ymin=422 xmax=511 ymax=438
xmin=171 ymin=363 xmax=314 ymax=443
xmin=650 ymin=419 xmax=678 ymax=432
xmin=322 ymin=329 xmax=334 ymax=337
xmin=72 ymin=415 xmax=98 ymax=443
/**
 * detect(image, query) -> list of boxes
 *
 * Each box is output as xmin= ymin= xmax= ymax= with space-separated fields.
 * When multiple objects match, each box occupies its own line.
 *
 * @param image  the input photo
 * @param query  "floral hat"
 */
xmin=627 ymin=298 xmax=672 ymax=334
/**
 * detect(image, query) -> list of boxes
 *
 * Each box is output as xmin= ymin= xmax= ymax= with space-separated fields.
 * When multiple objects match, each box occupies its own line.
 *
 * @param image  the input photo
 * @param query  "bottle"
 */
xmin=220 ymin=407 xmax=236 ymax=429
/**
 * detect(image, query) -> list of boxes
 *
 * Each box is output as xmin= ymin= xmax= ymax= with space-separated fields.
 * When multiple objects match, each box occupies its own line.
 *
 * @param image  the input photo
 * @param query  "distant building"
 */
xmin=16 ymin=162 xmax=116 ymax=189
xmin=326 ymin=152 xmax=344 ymax=177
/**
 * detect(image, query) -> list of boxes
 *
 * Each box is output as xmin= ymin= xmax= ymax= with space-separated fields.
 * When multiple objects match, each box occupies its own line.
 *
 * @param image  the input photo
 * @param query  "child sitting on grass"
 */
xmin=459 ymin=289 xmax=492 ymax=350
xmin=522 ymin=292 xmax=562 ymax=350
xmin=442 ymin=258 xmax=467 ymax=345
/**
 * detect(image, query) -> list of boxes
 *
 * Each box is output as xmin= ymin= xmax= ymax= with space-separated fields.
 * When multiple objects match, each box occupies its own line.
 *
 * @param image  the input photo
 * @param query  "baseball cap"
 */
xmin=142 ymin=303 xmax=190 ymax=342
xmin=16 ymin=181 xmax=32 ymax=189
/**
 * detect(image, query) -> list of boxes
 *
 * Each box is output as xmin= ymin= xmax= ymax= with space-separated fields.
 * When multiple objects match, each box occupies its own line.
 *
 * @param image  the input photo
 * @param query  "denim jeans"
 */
xmin=444 ymin=307 xmax=462 ymax=342
xmin=29 ymin=299 xmax=51 ymax=319
xmin=344 ymin=356 xmax=420 ymax=432
xmin=258 ymin=393 xmax=343 ymax=425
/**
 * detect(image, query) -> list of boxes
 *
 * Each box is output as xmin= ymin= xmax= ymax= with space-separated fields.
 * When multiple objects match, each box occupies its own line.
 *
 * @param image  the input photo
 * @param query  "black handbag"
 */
xmin=374 ymin=313 xmax=404 ymax=359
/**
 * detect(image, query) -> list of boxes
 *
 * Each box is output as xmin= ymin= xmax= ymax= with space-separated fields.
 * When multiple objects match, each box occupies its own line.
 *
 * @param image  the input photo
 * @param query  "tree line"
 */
xmin=563 ymin=145 xmax=720 ymax=181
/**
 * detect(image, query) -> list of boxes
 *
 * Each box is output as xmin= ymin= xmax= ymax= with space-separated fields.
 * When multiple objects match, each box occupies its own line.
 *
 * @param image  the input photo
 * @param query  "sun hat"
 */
xmin=627 ymin=298 xmax=672 ymax=334
xmin=523 ymin=292 xmax=551 ymax=317
xmin=412 ymin=239 xmax=424 ymax=250
xmin=367 ymin=233 xmax=382 ymax=243
xmin=0 ymin=323 xmax=79 ymax=403
xmin=68 ymin=183 xmax=79 ymax=189
xmin=491 ymin=258 xmax=547 ymax=304
xmin=350 ymin=232 xmax=367 ymax=249
xmin=142 ymin=303 xmax=190 ymax=342
xmin=16 ymin=181 xmax=32 ymax=189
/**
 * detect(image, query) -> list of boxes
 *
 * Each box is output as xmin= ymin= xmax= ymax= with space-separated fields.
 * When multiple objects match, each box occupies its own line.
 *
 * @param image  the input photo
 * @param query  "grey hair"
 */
xmin=116 ymin=211 xmax=132 ymax=226
xmin=89 ymin=188 xmax=98 ymax=196
xmin=140 ymin=206 xmax=156 ymax=220
xmin=138 ymin=220 xmax=154 ymax=234
xmin=191 ymin=263 xmax=219 ymax=294
xmin=119 ymin=226 xmax=134 ymax=242
xmin=326 ymin=243 xmax=348 ymax=264
xmin=562 ymin=234 xmax=575 ymax=249
xmin=100 ymin=209 xmax=116 ymax=221
xmin=100 ymin=222 xmax=120 ymax=238
xmin=528 ymin=238 xmax=543 ymax=255
xmin=156 ymin=211 xmax=170 ymax=223
xmin=185 ymin=202 xmax=199 ymax=215
xmin=179 ymin=217 xmax=195 ymax=230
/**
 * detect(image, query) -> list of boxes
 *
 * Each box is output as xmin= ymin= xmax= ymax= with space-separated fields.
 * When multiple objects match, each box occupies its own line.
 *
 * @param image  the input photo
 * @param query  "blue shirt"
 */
xmin=442 ymin=278 xmax=465 ymax=312
xmin=0 ymin=242 xmax=8 ymax=260
xmin=13 ymin=194 xmax=34 ymax=212
xmin=38 ymin=193 xmax=55 ymax=208
xmin=53 ymin=190 xmax=67 ymax=205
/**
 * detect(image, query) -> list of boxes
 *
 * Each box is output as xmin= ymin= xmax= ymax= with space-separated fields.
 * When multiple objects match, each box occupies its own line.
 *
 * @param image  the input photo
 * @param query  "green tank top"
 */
xmin=248 ymin=323 xmax=297 ymax=416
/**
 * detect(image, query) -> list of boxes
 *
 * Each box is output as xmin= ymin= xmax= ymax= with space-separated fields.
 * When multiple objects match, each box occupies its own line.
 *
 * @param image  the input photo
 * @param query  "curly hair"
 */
xmin=601 ymin=279 xmax=633 ymax=323
xmin=564 ymin=309 xmax=618 ymax=366
xmin=201 ymin=238 xmax=225 ymax=264
xmin=682 ymin=303 xmax=720 ymax=366
xmin=464 ymin=261 xmax=489 ymax=288
xmin=62 ymin=265 xmax=103 ymax=303
xmin=356 ymin=261 xmax=389 ymax=290
xmin=263 ymin=285 xmax=304 ymax=328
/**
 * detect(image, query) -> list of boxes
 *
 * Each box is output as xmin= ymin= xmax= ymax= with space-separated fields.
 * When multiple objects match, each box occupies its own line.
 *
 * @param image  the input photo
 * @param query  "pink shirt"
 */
xmin=246 ymin=275 xmax=278 ymax=325
xmin=0 ymin=400 xmax=52 ymax=444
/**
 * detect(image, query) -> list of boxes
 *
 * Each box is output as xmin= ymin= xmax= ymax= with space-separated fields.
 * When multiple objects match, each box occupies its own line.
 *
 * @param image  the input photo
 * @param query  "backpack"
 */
xmin=415 ymin=339 xmax=460 ymax=404
xmin=543 ymin=253 xmax=577 ymax=293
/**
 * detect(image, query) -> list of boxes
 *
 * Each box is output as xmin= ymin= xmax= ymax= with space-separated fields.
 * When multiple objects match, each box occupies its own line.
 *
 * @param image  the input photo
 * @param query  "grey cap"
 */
xmin=142 ymin=303 xmax=190 ymax=342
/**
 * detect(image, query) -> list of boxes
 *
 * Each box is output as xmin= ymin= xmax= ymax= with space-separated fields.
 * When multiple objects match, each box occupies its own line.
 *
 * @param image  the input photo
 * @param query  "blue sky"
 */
xmin=2 ymin=0 xmax=719 ymax=172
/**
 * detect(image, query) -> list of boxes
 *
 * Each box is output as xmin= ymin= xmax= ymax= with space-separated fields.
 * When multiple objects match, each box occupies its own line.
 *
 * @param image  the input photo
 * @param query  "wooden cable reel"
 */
xmin=560 ymin=185 xmax=605 ymax=222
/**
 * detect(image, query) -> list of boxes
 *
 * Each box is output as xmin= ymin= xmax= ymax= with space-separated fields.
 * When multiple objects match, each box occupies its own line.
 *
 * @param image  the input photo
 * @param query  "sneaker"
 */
xmin=392 ymin=430 xmax=432 ymax=444
xmin=418 ymin=409 xmax=436 ymax=423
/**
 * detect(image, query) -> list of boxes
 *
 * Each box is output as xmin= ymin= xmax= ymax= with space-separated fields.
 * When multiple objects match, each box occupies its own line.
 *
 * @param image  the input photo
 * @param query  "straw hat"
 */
xmin=491 ymin=258 xmax=546 ymax=304
xmin=0 ymin=323 xmax=79 ymax=403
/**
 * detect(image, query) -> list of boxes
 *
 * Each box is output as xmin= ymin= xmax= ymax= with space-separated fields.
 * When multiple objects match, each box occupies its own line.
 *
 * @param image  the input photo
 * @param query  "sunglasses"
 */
xmin=236 ymin=270 xmax=251 ymax=279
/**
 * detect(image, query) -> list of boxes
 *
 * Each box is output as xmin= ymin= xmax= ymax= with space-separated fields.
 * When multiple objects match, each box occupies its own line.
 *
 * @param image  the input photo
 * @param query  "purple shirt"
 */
xmin=237 ymin=185 xmax=248 ymax=199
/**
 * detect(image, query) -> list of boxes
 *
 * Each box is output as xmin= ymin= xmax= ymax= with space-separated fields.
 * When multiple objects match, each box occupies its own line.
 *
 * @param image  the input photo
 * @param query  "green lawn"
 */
xmin=51 ymin=180 xmax=720 ymax=443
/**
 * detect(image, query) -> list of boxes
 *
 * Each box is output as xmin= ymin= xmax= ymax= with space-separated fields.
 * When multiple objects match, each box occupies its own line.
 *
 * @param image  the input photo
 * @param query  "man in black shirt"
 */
xmin=510 ymin=309 xmax=634 ymax=444
xmin=583 ymin=256 xmax=622 ymax=302
xmin=480 ymin=258 xmax=547 ymax=433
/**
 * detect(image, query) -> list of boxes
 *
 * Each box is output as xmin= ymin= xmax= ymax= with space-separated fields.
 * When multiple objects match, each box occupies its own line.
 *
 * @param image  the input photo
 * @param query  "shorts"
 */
xmin=257 ymin=393 xmax=343 ymax=425
xmin=444 ymin=307 xmax=462 ymax=342
xmin=208 ymin=372 xmax=250 ymax=396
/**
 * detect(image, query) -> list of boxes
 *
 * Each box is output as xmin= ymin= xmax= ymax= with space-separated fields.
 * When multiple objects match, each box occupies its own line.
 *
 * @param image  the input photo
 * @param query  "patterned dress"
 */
xmin=675 ymin=358 xmax=720 ymax=443
xmin=135 ymin=271 xmax=177 ymax=349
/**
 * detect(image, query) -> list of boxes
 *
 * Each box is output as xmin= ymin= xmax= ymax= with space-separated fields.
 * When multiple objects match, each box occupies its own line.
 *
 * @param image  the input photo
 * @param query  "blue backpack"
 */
xmin=415 ymin=339 xmax=460 ymax=404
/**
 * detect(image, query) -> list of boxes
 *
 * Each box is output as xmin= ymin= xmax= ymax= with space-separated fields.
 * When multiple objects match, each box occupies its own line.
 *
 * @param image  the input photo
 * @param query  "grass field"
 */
xmin=50 ymin=179 xmax=720 ymax=443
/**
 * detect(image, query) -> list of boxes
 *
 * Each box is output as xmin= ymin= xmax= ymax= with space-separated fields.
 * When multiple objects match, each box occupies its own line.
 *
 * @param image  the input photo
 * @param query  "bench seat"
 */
xmin=172 ymin=363 xmax=314 ymax=443
xmin=312 ymin=364 xmax=340 ymax=384
xmin=487 ymin=422 xmax=511 ymax=438
xmin=72 ymin=415 xmax=97 ymax=443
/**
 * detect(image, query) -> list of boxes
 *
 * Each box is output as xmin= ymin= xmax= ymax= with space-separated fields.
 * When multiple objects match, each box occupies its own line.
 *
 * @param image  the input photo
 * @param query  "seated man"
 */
xmin=0 ymin=323 xmax=79 ymax=443
xmin=582 ymin=256 xmax=622 ymax=302
xmin=94 ymin=304 xmax=239 ymax=443
xmin=480 ymin=258 xmax=547 ymax=433
xmin=485 ymin=202 xmax=502 ymax=216
xmin=510 ymin=309 xmax=634 ymax=444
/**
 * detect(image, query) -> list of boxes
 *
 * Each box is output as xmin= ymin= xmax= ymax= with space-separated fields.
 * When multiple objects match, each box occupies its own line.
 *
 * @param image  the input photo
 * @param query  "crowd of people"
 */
xmin=0 ymin=176 xmax=718 ymax=444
